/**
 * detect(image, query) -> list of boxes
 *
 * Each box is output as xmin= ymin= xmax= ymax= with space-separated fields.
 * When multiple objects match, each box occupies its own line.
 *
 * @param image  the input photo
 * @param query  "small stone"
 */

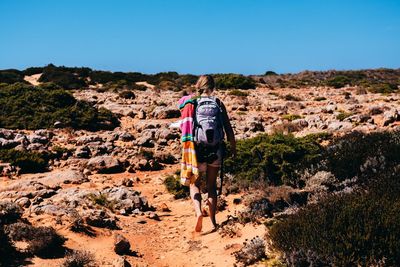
xmin=233 ymin=198 xmax=242 ymax=205
xmin=114 ymin=234 xmax=131 ymax=255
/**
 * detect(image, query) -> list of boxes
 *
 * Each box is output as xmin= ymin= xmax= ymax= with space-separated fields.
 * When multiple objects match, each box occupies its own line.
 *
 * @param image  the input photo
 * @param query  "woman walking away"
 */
xmin=179 ymin=75 xmax=236 ymax=232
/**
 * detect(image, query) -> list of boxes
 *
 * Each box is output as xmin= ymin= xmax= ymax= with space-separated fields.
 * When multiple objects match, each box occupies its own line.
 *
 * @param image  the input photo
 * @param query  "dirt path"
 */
xmin=26 ymin=166 xmax=266 ymax=266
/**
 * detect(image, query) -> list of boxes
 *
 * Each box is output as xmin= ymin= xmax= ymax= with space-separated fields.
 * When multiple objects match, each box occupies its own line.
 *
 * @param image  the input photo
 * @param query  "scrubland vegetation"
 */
xmin=0 ymin=83 xmax=119 ymax=130
xmin=221 ymin=130 xmax=400 ymax=266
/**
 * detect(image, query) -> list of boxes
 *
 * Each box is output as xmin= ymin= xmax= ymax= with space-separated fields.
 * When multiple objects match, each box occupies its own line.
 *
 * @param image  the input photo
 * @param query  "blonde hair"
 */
xmin=195 ymin=75 xmax=215 ymax=94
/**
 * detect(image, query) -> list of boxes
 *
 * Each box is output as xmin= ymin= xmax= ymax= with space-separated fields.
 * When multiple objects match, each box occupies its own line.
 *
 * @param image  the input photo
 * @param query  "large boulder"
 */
xmin=35 ymin=169 xmax=88 ymax=187
xmin=87 ymin=156 xmax=124 ymax=174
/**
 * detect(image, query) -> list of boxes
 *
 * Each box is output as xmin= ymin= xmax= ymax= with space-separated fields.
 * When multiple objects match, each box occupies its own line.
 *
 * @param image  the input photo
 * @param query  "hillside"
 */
xmin=1 ymin=66 xmax=400 ymax=266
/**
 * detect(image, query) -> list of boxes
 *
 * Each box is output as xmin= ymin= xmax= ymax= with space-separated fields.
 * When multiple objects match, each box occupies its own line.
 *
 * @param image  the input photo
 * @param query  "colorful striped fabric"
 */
xmin=178 ymin=95 xmax=199 ymax=185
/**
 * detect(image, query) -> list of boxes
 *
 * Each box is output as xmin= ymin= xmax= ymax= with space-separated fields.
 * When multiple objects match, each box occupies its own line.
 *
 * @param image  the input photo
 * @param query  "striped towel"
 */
xmin=178 ymin=95 xmax=199 ymax=185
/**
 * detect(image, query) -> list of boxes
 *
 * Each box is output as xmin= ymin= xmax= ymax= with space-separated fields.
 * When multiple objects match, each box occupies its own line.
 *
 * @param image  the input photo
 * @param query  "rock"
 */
xmin=322 ymin=104 xmax=337 ymax=113
xmin=291 ymin=119 xmax=309 ymax=129
xmin=369 ymin=106 xmax=384 ymax=115
xmin=114 ymin=234 xmax=131 ymax=255
xmin=74 ymin=146 xmax=91 ymax=158
xmin=15 ymin=197 xmax=31 ymax=208
xmin=54 ymin=121 xmax=63 ymax=128
xmin=121 ymin=178 xmax=135 ymax=187
xmin=158 ymin=203 xmax=170 ymax=212
xmin=137 ymin=110 xmax=146 ymax=119
xmin=83 ymin=209 xmax=118 ymax=229
xmin=327 ymin=121 xmax=353 ymax=132
xmin=0 ymin=138 xmax=19 ymax=149
xmin=32 ymin=204 xmax=65 ymax=216
xmin=27 ymin=134 xmax=48 ymax=144
xmin=76 ymin=135 xmax=104 ymax=146
xmin=151 ymin=106 xmax=180 ymax=119
xmin=135 ymin=130 xmax=155 ymax=148
xmin=383 ymin=108 xmax=399 ymax=126
xmin=147 ymin=212 xmax=160 ymax=221
xmin=35 ymin=169 xmax=88 ymax=187
xmin=119 ymin=132 xmax=134 ymax=142
xmin=87 ymin=156 xmax=124 ymax=174
xmin=113 ymin=256 xmax=131 ymax=267
xmin=102 ymin=187 xmax=151 ymax=213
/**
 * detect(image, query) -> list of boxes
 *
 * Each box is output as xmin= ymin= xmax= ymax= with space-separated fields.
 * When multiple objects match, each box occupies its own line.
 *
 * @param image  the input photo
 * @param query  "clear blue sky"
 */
xmin=1 ymin=0 xmax=399 ymax=74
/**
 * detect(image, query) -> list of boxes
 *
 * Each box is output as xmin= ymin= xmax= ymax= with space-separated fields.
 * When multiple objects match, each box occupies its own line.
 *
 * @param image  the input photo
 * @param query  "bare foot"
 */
xmin=195 ymin=215 xmax=203 ymax=232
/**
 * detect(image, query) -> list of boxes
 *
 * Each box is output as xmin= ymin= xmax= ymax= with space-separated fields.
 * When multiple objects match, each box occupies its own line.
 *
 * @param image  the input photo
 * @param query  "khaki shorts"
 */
xmin=197 ymin=148 xmax=222 ymax=172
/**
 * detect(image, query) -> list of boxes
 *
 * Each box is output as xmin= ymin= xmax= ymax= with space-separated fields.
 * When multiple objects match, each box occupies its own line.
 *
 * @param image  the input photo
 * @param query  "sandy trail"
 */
xmin=25 ymin=166 xmax=265 ymax=266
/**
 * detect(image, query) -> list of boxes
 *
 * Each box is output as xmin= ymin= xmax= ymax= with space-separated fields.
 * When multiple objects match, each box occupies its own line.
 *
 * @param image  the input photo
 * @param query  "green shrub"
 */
xmin=367 ymin=83 xmax=398 ymax=94
xmin=39 ymin=65 xmax=87 ymax=89
xmin=214 ymin=74 xmax=256 ymax=89
xmin=0 ymin=83 xmax=119 ymax=130
xmin=0 ymin=201 xmax=23 ymax=224
xmin=0 ymin=149 xmax=47 ymax=173
xmin=62 ymin=250 xmax=96 ymax=267
xmin=325 ymin=75 xmax=351 ymax=88
xmin=228 ymin=89 xmax=249 ymax=97
xmin=88 ymin=193 xmax=116 ymax=211
xmin=336 ymin=111 xmax=352 ymax=121
xmin=281 ymin=114 xmax=302 ymax=121
xmin=324 ymin=130 xmax=400 ymax=181
xmin=265 ymin=71 xmax=278 ymax=76
xmin=269 ymin=171 xmax=400 ymax=266
xmin=283 ymin=94 xmax=302 ymax=101
xmin=164 ymin=175 xmax=189 ymax=199
xmin=0 ymin=70 xmax=25 ymax=84
xmin=23 ymin=67 xmax=44 ymax=76
xmin=157 ymin=80 xmax=181 ymax=91
xmin=314 ymin=96 xmax=326 ymax=101
xmin=224 ymin=133 xmax=326 ymax=187
xmin=0 ymin=227 xmax=16 ymax=267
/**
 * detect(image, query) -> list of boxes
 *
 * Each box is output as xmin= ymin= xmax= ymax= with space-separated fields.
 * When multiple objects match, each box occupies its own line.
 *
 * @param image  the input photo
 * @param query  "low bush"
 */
xmin=367 ymin=83 xmax=398 ymax=94
xmin=281 ymin=114 xmax=302 ymax=121
xmin=0 ymin=201 xmax=23 ymax=224
xmin=283 ymin=94 xmax=302 ymax=101
xmin=314 ymin=96 xmax=326 ymax=101
xmin=224 ymin=133 xmax=326 ymax=187
xmin=325 ymin=75 xmax=351 ymax=88
xmin=325 ymin=130 xmax=400 ymax=182
xmin=214 ymin=74 xmax=256 ymax=89
xmin=228 ymin=89 xmax=249 ymax=97
xmin=0 ymin=69 xmax=25 ymax=84
xmin=88 ymin=193 xmax=116 ymax=211
xmin=39 ymin=65 xmax=87 ymax=89
xmin=233 ymin=236 xmax=266 ymax=266
xmin=0 ymin=83 xmax=119 ymax=130
xmin=0 ymin=149 xmax=48 ymax=173
xmin=265 ymin=71 xmax=278 ymax=76
xmin=336 ymin=111 xmax=352 ymax=121
xmin=62 ymin=250 xmax=96 ymax=267
xmin=23 ymin=67 xmax=44 ymax=76
xmin=269 ymin=171 xmax=400 ymax=266
xmin=27 ymin=226 xmax=66 ymax=257
xmin=0 ymin=227 xmax=16 ymax=267
xmin=164 ymin=175 xmax=190 ymax=199
xmin=5 ymin=222 xmax=66 ymax=258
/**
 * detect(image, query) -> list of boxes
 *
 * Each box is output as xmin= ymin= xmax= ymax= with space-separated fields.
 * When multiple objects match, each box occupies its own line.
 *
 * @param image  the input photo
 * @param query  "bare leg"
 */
xmin=190 ymin=179 xmax=203 ymax=232
xmin=206 ymin=166 xmax=219 ymax=229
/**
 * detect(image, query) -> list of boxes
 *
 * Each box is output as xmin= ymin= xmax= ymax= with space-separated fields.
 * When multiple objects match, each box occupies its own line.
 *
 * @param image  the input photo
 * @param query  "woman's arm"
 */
xmin=219 ymin=101 xmax=237 ymax=158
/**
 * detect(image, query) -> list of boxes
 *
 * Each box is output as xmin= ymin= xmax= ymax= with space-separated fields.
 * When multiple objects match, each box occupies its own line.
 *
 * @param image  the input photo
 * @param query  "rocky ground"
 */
xmin=2 ymin=79 xmax=400 ymax=266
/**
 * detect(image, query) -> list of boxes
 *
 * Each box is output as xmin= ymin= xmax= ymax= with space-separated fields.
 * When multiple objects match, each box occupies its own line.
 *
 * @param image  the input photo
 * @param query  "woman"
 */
xmin=189 ymin=75 xmax=236 ymax=232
